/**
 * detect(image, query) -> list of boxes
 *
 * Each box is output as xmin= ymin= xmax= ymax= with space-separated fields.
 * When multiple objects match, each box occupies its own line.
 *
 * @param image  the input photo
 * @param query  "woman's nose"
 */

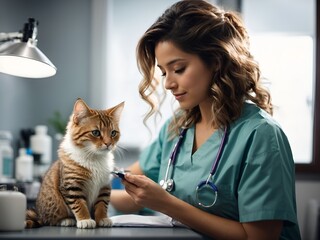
xmin=164 ymin=75 xmax=177 ymax=90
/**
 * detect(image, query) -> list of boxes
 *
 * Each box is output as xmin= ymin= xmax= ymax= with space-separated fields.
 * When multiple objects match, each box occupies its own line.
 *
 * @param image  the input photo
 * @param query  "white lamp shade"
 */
xmin=0 ymin=40 xmax=57 ymax=78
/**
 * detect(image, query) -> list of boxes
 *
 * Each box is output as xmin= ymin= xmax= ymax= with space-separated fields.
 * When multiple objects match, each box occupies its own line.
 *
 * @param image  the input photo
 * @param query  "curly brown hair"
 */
xmin=136 ymin=0 xmax=272 ymax=136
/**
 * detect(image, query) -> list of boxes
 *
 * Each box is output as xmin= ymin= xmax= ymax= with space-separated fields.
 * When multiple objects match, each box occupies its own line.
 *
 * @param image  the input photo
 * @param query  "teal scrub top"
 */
xmin=139 ymin=102 xmax=301 ymax=240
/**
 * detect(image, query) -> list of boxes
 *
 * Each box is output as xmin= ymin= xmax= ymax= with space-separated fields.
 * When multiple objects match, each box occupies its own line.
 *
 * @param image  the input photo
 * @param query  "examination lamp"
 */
xmin=0 ymin=18 xmax=57 ymax=78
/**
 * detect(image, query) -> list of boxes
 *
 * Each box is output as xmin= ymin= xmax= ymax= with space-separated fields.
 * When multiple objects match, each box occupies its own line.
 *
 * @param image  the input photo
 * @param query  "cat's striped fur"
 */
xmin=25 ymin=98 xmax=124 ymax=229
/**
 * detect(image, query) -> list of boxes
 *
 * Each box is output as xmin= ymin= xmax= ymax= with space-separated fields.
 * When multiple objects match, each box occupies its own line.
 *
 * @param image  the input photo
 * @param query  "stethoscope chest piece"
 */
xmin=196 ymin=180 xmax=218 ymax=208
xmin=159 ymin=179 xmax=174 ymax=192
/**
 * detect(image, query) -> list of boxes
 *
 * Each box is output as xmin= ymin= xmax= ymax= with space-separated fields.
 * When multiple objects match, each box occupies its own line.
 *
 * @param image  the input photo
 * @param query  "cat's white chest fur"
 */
xmin=61 ymin=133 xmax=115 ymax=207
xmin=84 ymin=152 xmax=114 ymax=207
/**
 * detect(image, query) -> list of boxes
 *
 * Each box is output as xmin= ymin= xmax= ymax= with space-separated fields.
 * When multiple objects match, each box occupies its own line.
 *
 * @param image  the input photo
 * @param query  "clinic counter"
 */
xmin=0 ymin=226 xmax=206 ymax=239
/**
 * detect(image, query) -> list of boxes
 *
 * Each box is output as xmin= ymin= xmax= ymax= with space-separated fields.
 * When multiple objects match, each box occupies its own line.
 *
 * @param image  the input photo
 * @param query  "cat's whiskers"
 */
xmin=113 ymin=145 xmax=127 ymax=161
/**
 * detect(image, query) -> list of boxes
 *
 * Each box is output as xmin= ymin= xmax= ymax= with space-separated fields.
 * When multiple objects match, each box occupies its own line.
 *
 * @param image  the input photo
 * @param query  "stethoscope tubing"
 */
xmin=206 ymin=126 xmax=228 ymax=182
xmin=160 ymin=125 xmax=228 ymax=190
xmin=170 ymin=128 xmax=187 ymax=166
xmin=160 ymin=128 xmax=187 ymax=191
xmin=160 ymin=125 xmax=229 ymax=207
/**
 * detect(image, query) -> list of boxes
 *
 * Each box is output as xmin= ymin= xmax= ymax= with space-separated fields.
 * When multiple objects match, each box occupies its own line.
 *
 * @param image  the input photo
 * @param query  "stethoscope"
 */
xmin=159 ymin=126 xmax=228 ymax=208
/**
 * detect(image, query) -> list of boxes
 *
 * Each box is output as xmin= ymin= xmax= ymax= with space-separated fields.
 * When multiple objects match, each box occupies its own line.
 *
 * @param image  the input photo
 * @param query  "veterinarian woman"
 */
xmin=110 ymin=0 xmax=301 ymax=239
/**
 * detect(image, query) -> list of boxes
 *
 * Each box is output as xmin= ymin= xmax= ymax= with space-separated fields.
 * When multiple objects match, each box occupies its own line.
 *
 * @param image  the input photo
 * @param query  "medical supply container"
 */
xmin=30 ymin=125 xmax=52 ymax=165
xmin=0 ymin=131 xmax=14 ymax=180
xmin=15 ymin=148 xmax=33 ymax=182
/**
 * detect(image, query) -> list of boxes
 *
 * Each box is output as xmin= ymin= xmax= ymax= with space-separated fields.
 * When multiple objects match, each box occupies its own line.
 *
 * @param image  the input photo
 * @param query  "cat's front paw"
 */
xmin=77 ymin=219 xmax=96 ymax=229
xmin=97 ymin=217 xmax=113 ymax=227
xmin=59 ymin=218 xmax=76 ymax=227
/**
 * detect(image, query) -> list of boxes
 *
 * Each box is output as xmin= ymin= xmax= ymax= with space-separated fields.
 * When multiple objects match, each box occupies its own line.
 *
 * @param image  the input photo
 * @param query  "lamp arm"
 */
xmin=0 ymin=18 xmax=38 ymax=43
xmin=0 ymin=32 xmax=23 ymax=43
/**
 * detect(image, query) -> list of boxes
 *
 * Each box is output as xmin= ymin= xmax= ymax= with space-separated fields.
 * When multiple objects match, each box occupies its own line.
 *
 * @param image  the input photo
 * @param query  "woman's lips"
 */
xmin=173 ymin=92 xmax=186 ymax=101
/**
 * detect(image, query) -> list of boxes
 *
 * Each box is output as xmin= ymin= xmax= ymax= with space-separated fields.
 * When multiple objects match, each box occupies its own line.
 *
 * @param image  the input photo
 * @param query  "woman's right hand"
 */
xmin=109 ymin=161 xmax=144 ymax=213
xmin=122 ymin=173 xmax=171 ymax=213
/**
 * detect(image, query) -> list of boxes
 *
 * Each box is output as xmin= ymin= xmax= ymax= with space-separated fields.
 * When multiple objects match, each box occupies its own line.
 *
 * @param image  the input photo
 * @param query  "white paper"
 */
xmin=110 ymin=214 xmax=187 ymax=228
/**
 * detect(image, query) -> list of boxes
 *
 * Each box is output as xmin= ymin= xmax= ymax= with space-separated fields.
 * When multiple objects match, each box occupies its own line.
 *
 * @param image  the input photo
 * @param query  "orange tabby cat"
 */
xmin=25 ymin=98 xmax=124 ymax=229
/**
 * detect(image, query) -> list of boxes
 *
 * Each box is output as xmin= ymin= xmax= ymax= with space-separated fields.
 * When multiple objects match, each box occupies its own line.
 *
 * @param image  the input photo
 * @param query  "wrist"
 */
xmin=158 ymin=192 xmax=180 ymax=215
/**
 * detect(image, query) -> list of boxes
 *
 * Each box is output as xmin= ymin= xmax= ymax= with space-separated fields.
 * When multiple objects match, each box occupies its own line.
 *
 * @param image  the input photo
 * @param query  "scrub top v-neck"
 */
xmin=139 ymin=102 xmax=301 ymax=240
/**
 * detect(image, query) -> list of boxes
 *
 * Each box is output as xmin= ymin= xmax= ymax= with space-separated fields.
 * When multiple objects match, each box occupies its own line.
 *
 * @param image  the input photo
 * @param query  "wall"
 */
xmin=102 ymin=0 xmax=178 ymax=148
xmin=295 ymin=178 xmax=320 ymax=238
xmin=0 ymin=0 xmax=91 ymax=160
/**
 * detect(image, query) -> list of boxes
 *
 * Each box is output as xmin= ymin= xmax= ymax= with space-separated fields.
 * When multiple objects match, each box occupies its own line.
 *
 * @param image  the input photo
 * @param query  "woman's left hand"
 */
xmin=122 ymin=173 xmax=170 ymax=212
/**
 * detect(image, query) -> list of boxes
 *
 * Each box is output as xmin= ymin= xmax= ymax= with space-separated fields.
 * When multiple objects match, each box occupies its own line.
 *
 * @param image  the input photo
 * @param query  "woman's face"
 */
xmin=155 ymin=41 xmax=213 ymax=110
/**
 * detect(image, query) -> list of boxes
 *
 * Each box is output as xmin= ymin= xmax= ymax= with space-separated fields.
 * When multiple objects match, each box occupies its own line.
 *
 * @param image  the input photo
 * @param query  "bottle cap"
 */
xmin=18 ymin=148 xmax=27 ymax=156
xmin=35 ymin=125 xmax=48 ymax=135
xmin=0 ymin=131 xmax=12 ymax=141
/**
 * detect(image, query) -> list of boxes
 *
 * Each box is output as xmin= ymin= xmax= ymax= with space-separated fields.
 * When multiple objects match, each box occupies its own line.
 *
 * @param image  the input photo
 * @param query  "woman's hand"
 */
xmin=122 ymin=173 xmax=170 ymax=212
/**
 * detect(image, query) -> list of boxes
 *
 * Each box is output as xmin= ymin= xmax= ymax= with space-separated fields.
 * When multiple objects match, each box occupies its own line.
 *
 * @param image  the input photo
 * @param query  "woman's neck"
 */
xmin=198 ymin=100 xmax=215 ymax=128
xmin=193 ymin=121 xmax=216 ymax=153
xmin=193 ymin=101 xmax=216 ymax=153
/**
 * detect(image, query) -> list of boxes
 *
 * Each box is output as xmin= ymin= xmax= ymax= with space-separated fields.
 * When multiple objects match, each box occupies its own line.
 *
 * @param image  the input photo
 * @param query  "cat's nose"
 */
xmin=105 ymin=143 xmax=112 ymax=149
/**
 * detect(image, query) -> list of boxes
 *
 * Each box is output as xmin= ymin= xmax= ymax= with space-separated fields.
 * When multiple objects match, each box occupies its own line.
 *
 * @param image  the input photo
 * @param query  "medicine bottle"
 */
xmin=0 ymin=131 xmax=14 ymax=181
xmin=15 ymin=148 xmax=33 ymax=182
xmin=30 ymin=125 xmax=52 ymax=165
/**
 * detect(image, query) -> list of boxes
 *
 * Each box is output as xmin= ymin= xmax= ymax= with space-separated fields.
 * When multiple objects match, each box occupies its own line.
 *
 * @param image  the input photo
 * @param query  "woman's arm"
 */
xmin=123 ymin=173 xmax=283 ymax=240
xmin=110 ymin=161 xmax=144 ymax=213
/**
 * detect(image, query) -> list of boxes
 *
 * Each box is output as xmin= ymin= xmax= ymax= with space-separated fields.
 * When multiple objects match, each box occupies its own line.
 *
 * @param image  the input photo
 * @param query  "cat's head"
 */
xmin=67 ymin=98 xmax=124 ymax=153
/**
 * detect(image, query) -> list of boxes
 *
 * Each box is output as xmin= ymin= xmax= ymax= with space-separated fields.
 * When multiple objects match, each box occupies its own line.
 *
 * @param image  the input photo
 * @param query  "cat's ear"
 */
xmin=73 ymin=98 xmax=91 ymax=124
xmin=107 ymin=101 xmax=125 ymax=123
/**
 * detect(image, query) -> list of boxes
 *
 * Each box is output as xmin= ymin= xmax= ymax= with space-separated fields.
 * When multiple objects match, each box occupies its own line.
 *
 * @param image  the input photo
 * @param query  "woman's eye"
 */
xmin=110 ymin=130 xmax=118 ymax=138
xmin=174 ymin=67 xmax=185 ymax=74
xmin=92 ymin=130 xmax=101 ymax=137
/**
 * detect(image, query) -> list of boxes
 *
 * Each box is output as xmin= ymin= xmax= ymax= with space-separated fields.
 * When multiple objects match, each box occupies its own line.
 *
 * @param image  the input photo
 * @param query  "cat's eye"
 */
xmin=110 ymin=130 xmax=118 ymax=138
xmin=92 ymin=130 xmax=101 ymax=137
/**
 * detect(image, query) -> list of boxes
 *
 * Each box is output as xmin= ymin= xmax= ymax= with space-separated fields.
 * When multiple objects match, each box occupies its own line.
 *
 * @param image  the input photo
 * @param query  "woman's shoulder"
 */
xmin=228 ymin=104 xmax=294 ymax=166
xmin=230 ymin=102 xmax=291 ymax=152
xmin=158 ymin=117 xmax=173 ymax=134
xmin=230 ymin=102 xmax=290 ymax=148
xmin=152 ymin=116 xmax=176 ymax=144
xmin=233 ymin=102 xmax=282 ymax=131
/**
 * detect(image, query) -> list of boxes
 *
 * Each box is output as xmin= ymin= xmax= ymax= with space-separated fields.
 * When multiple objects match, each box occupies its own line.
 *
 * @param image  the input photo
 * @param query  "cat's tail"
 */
xmin=25 ymin=208 xmax=43 ymax=228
